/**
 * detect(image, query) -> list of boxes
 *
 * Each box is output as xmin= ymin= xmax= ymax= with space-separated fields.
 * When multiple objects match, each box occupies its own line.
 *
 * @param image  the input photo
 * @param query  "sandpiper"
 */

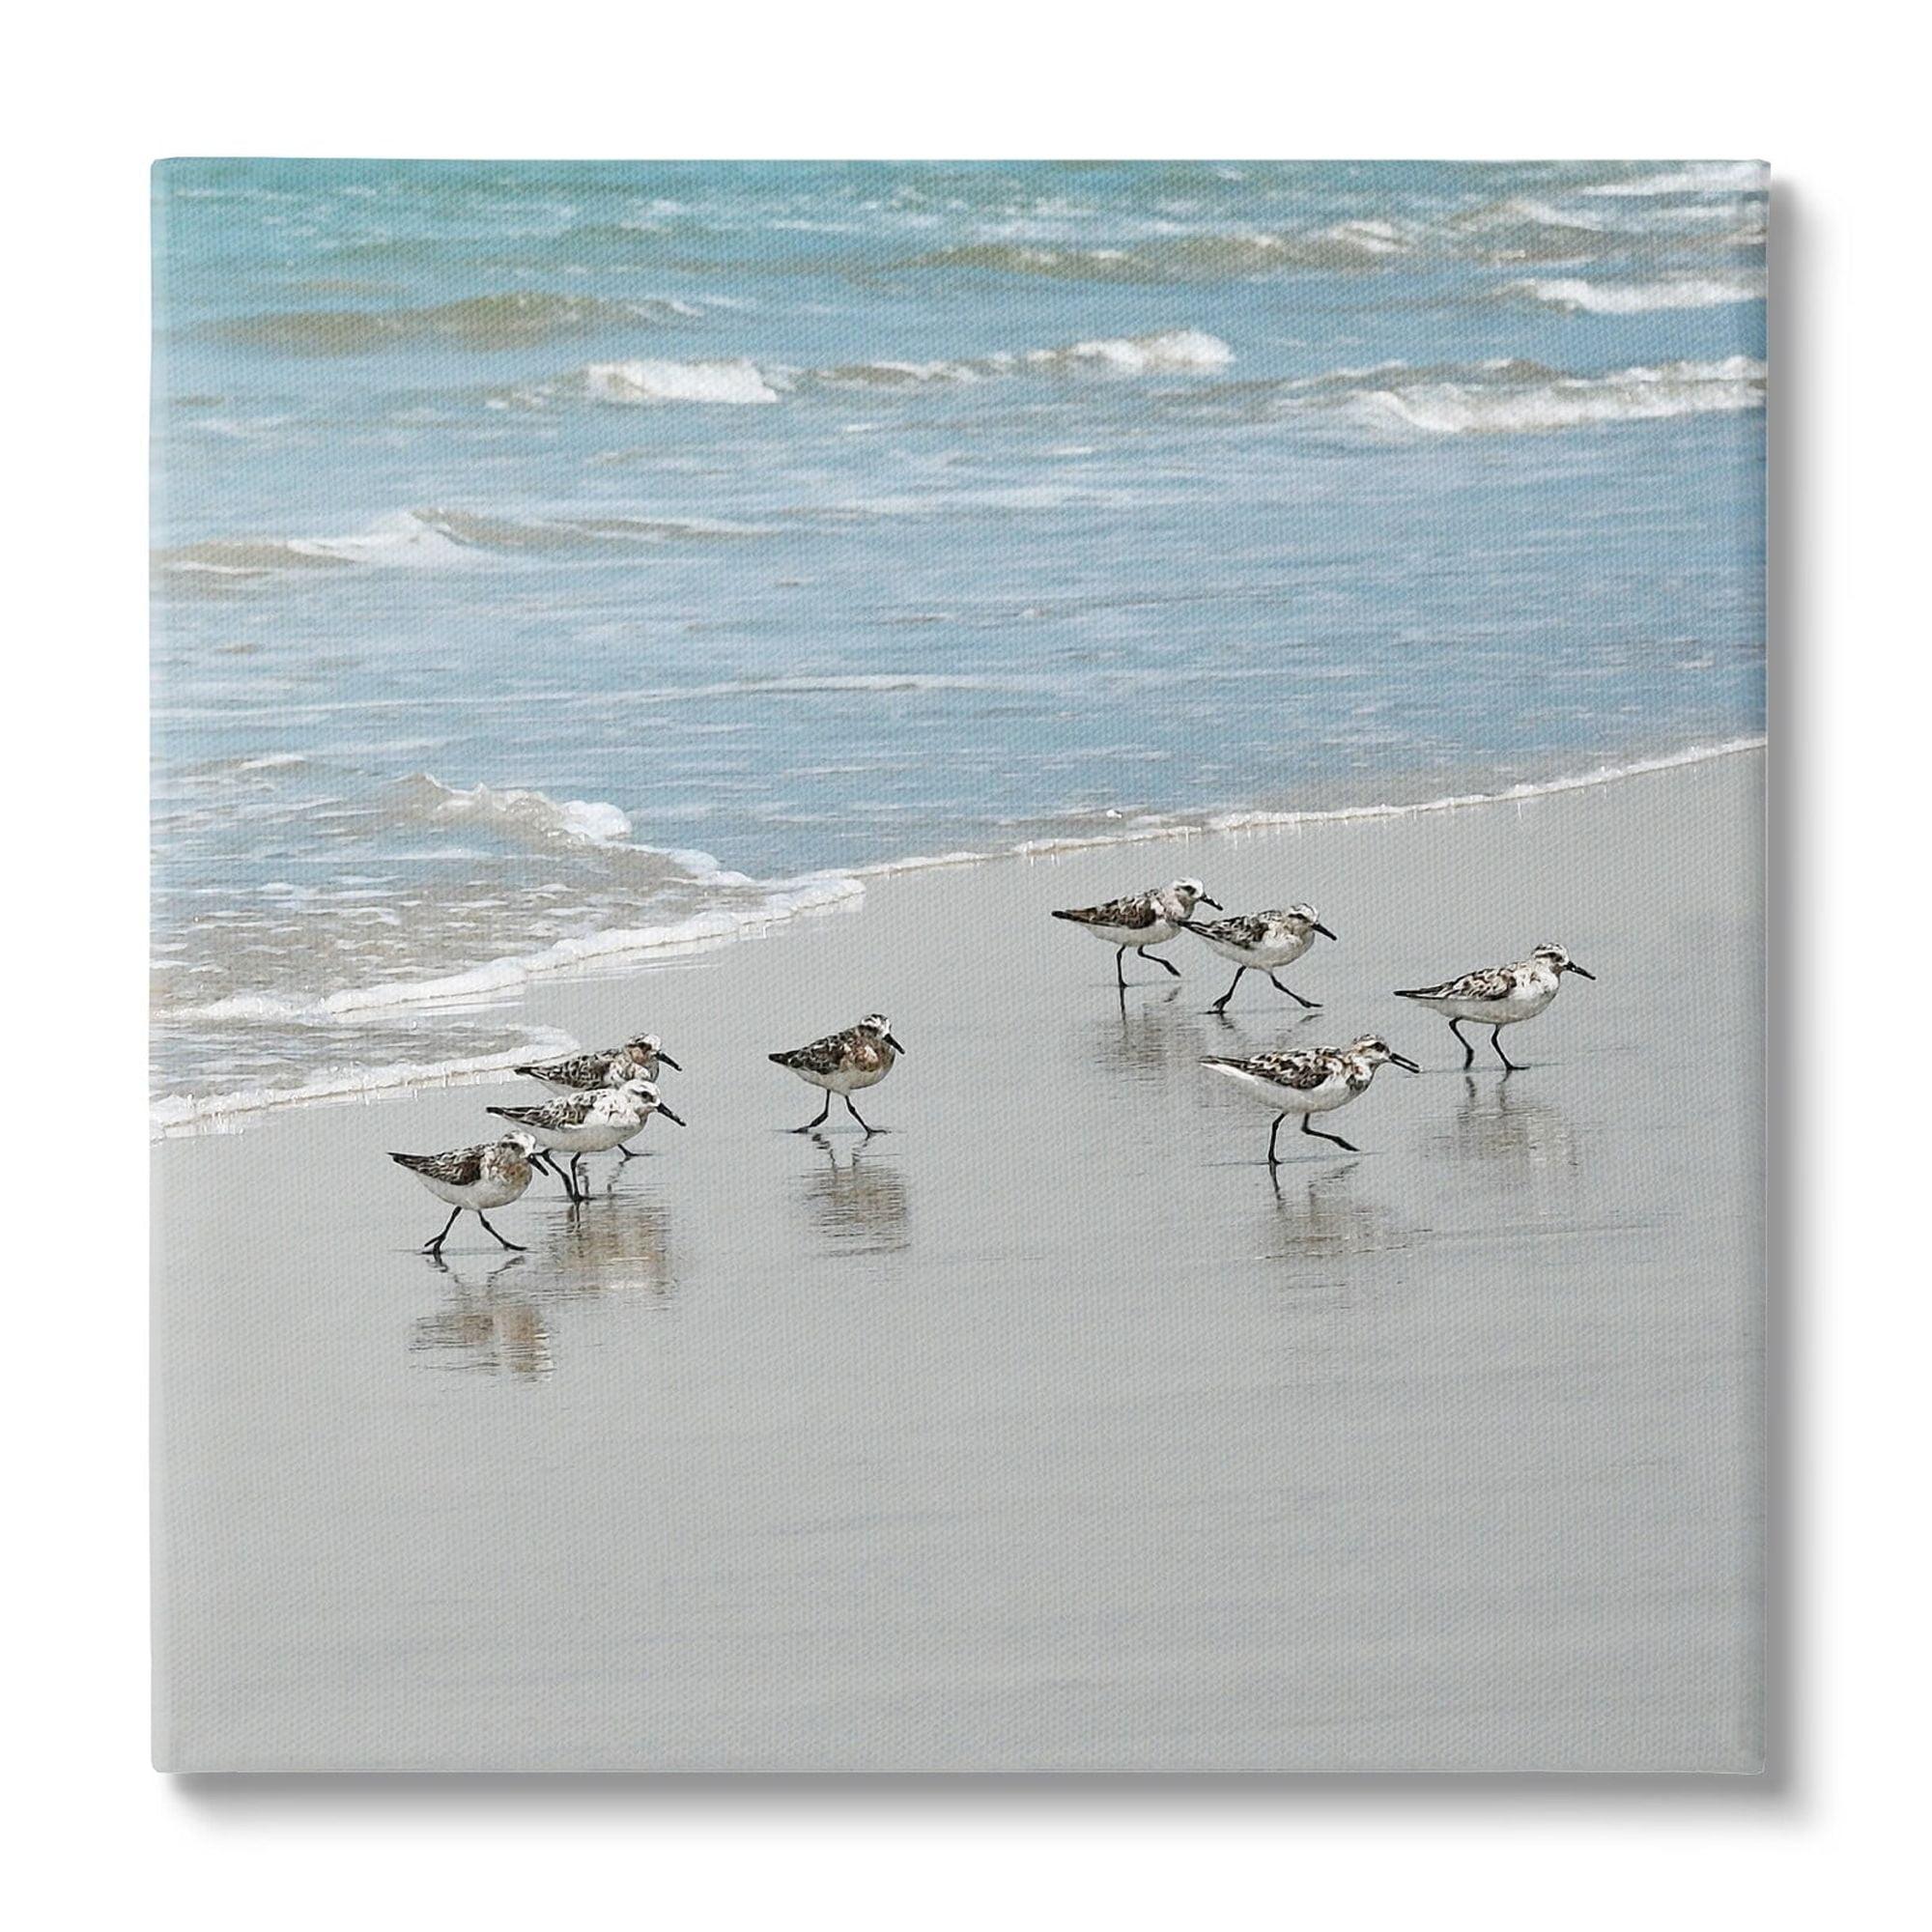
xmin=388 ymin=1130 xmax=539 ymax=1254
xmin=512 ymin=1033 xmax=682 ymax=1157
xmin=513 ymin=1032 xmax=681 ymax=1093
xmin=1182 ymin=902 xmax=1336 ymax=1011
xmin=769 ymin=1012 xmax=905 ymax=1134
xmin=1050 ymin=878 xmax=1221 ymax=987
xmin=1202 ymin=1034 xmax=1419 ymax=1161
xmin=1394 ymin=942 xmax=1596 ymax=1070
xmin=486 ymin=1078 xmax=685 ymax=1202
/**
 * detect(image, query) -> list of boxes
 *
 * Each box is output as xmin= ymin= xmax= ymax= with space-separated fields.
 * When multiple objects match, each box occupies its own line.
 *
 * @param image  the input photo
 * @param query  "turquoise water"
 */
xmin=152 ymin=159 xmax=1765 ymax=1112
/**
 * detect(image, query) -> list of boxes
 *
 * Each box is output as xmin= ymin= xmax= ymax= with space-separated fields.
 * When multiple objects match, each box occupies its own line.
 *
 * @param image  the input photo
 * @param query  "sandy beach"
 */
xmin=153 ymin=747 xmax=1763 ymax=1772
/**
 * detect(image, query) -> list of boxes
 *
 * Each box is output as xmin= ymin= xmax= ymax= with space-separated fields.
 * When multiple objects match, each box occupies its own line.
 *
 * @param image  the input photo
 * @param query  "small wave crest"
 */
xmin=159 ymin=869 xmax=864 ymax=1062
xmin=384 ymin=775 xmax=743 ymax=890
xmin=579 ymin=356 xmax=782 ymax=405
xmin=393 ymin=775 xmax=636 ymax=848
xmin=1577 ymin=162 xmax=1767 ymax=199
xmin=1447 ymin=189 xmax=1764 ymax=264
xmin=155 ymin=504 xmax=775 ymax=588
xmin=1239 ymin=354 xmax=1766 ymax=438
xmin=897 ymin=223 xmax=1414 ymax=281
xmin=218 ymin=292 xmax=702 ymax=355
xmin=153 ymin=509 xmax=472 ymax=582
xmin=544 ymin=327 xmax=1234 ymax=409
xmin=1503 ymin=272 xmax=1765 ymax=314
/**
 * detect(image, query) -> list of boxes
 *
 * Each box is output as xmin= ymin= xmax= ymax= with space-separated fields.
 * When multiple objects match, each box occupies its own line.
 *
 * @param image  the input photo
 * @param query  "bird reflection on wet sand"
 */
xmin=1438 ymin=1072 xmax=1581 ymax=1174
xmin=411 ymin=1253 xmax=554 ymax=1380
xmin=1262 ymin=1160 xmax=1413 ymax=1281
xmin=797 ymin=1133 xmax=912 ymax=1254
xmin=411 ymin=1196 xmax=678 ymax=1378
xmin=1090 ymin=982 xmax=1220 ymax=1086
xmin=550 ymin=1194 xmax=679 ymax=1301
xmin=1202 ymin=1005 xmax=1324 ymax=1044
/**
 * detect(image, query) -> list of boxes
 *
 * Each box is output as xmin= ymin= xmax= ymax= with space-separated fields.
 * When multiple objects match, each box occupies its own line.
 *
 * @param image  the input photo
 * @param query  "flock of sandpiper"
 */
xmin=389 ymin=874 xmax=1593 ymax=1255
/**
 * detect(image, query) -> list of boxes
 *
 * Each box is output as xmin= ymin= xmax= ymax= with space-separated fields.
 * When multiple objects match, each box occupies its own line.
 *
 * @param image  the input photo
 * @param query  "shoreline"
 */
xmin=156 ymin=747 xmax=1763 ymax=1771
xmin=154 ymin=732 xmax=1764 ymax=1136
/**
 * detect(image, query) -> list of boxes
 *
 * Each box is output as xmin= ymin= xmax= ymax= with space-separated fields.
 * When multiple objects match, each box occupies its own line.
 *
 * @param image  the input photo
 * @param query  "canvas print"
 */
xmin=152 ymin=160 xmax=1765 ymax=1772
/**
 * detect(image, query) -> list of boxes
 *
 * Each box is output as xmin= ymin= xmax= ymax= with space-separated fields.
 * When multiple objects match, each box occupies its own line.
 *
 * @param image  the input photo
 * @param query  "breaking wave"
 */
xmin=1260 ymin=354 xmax=1766 ymax=437
xmin=170 ymin=870 xmax=862 ymax=1031
xmin=154 ymin=504 xmax=776 ymax=585
xmin=392 ymin=775 xmax=637 ymax=849
xmin=578 ymin=356 xmax=782 ymax=405
xmin=542 ymin=327 xmax=1235 ymax=408
xmin=155 ymin=770 xmax=871 ymax=1129
xmin=153 ymin=510 xmax=472 ymax=581
xmin=1445 ymin=191 xmax=1765 ymax=264
xmin=1504 ymin=272 xmax=1765 ymax=314
xmin=1577 ymin=162 xmax=1768 ymax=198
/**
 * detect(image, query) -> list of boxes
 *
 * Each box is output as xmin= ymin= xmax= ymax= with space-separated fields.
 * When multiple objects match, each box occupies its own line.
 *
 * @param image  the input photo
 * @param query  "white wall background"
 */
xmin=7 ymin=4 xmax=1922 ymax=1921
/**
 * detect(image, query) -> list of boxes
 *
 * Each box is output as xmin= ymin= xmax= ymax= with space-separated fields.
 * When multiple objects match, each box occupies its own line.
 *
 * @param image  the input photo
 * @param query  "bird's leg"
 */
xmin=569 ymin=1152 xmax=587 ymax=1200
xmin=615 ymin=1143 xmax=638 ymax=1160
xmin=474 ymin=1211 xmax=526 ymax=1253
xmin=1211 ymin=967 xmax=1245 ymax=1012
xmin=1491 ymin=1025 xmax=1520 ymax=1073
xmin=1115 ymin=946 xmax=1128 ymax=989
xmin=1269 ymin=972 xmax=1319 ymax=1009
xmin=1267 ymin=1115 xmax=1285 ymax=1165
xmin=1448 ymin=1017 xmax=1475 ymax=1070
xmin=793 ymin=1094 xmax=833 ymax=1134
xmin=1143 ymin=946 xmax=1182 ymax=979
xmin=1301 ymin=1116 xmax=1359 ymax=1152
xmin=843 ymin=1094 xmax=876 ymax=1135
xmin=423 ymin=1207 xmax=462 ymax=1255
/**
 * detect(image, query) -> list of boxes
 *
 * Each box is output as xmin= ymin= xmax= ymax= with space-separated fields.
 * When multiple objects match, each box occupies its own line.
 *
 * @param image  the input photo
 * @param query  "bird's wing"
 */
xmin=389 ymin=1146 xmax=486 ymax=1184
xmin=1203 ymin=914 xmax=1268 ymax=946
xmin=1400 ymin=963 xmax=1514 ymax=1001
xmin=1244 ymin=1049 xmax=1337 ymax=1090
xmin=1056 ymin=893 xmax=1154 ymax=928
xmin=525 ymin=1049 xmax=610 ymax=1087
xmin=493 ymin=1092 xmax=592 ymax=1128
xmin=772 ymin=1028 xmax=852 ymax=1073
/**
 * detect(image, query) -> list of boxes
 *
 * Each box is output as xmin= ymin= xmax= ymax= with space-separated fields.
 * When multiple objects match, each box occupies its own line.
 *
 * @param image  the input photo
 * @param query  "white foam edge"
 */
xmin=154 ymin=874 xmax=866 ymax=1134
xmin=150 ymin=1025 xmax=582 ymax=1139
xmin=156 ymin=738 xmax=1762 ymax=1134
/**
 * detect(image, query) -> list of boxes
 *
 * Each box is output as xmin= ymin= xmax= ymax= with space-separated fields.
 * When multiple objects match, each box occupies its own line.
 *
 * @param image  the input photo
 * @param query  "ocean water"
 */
xmin=152 ymin=159 xmax=1766 ymax=1118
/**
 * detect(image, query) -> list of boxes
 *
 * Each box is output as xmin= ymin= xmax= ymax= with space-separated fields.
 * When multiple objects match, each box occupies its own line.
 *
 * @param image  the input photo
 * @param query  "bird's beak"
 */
xmin=885 ymin=1034 xmax=906 ymax=1056
xmin=657 ymin=1103 xmax=687 ymax=1127
xmin=1569 ymin=964 xmax=1597 ymax=980
xmin=1199 ymin=895 xmax=1223 ymax=911
xmin=1391 ymin=1053 xmax=1422 ymax=1073
xmin=1313 ymin=922 xmax=1337 ymax=940
xmin=656 ymin=1051 xmax=682 ymax=1071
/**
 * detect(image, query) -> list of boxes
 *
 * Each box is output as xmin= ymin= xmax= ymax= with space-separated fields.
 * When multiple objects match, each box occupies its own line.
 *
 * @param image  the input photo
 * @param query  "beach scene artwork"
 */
xmin=152 ymin=160 xmax=1766 ymax=1772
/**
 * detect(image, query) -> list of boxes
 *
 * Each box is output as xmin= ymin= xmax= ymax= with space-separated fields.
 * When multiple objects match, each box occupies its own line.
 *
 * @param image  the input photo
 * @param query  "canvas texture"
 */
xmin=152 ymin=159 xmax=1766 ymax=1773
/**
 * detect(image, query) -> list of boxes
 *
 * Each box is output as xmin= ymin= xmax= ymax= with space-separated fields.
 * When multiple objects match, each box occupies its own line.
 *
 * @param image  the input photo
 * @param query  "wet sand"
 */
xmin=154 ymin=748 xmax=1763 ymax=1771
